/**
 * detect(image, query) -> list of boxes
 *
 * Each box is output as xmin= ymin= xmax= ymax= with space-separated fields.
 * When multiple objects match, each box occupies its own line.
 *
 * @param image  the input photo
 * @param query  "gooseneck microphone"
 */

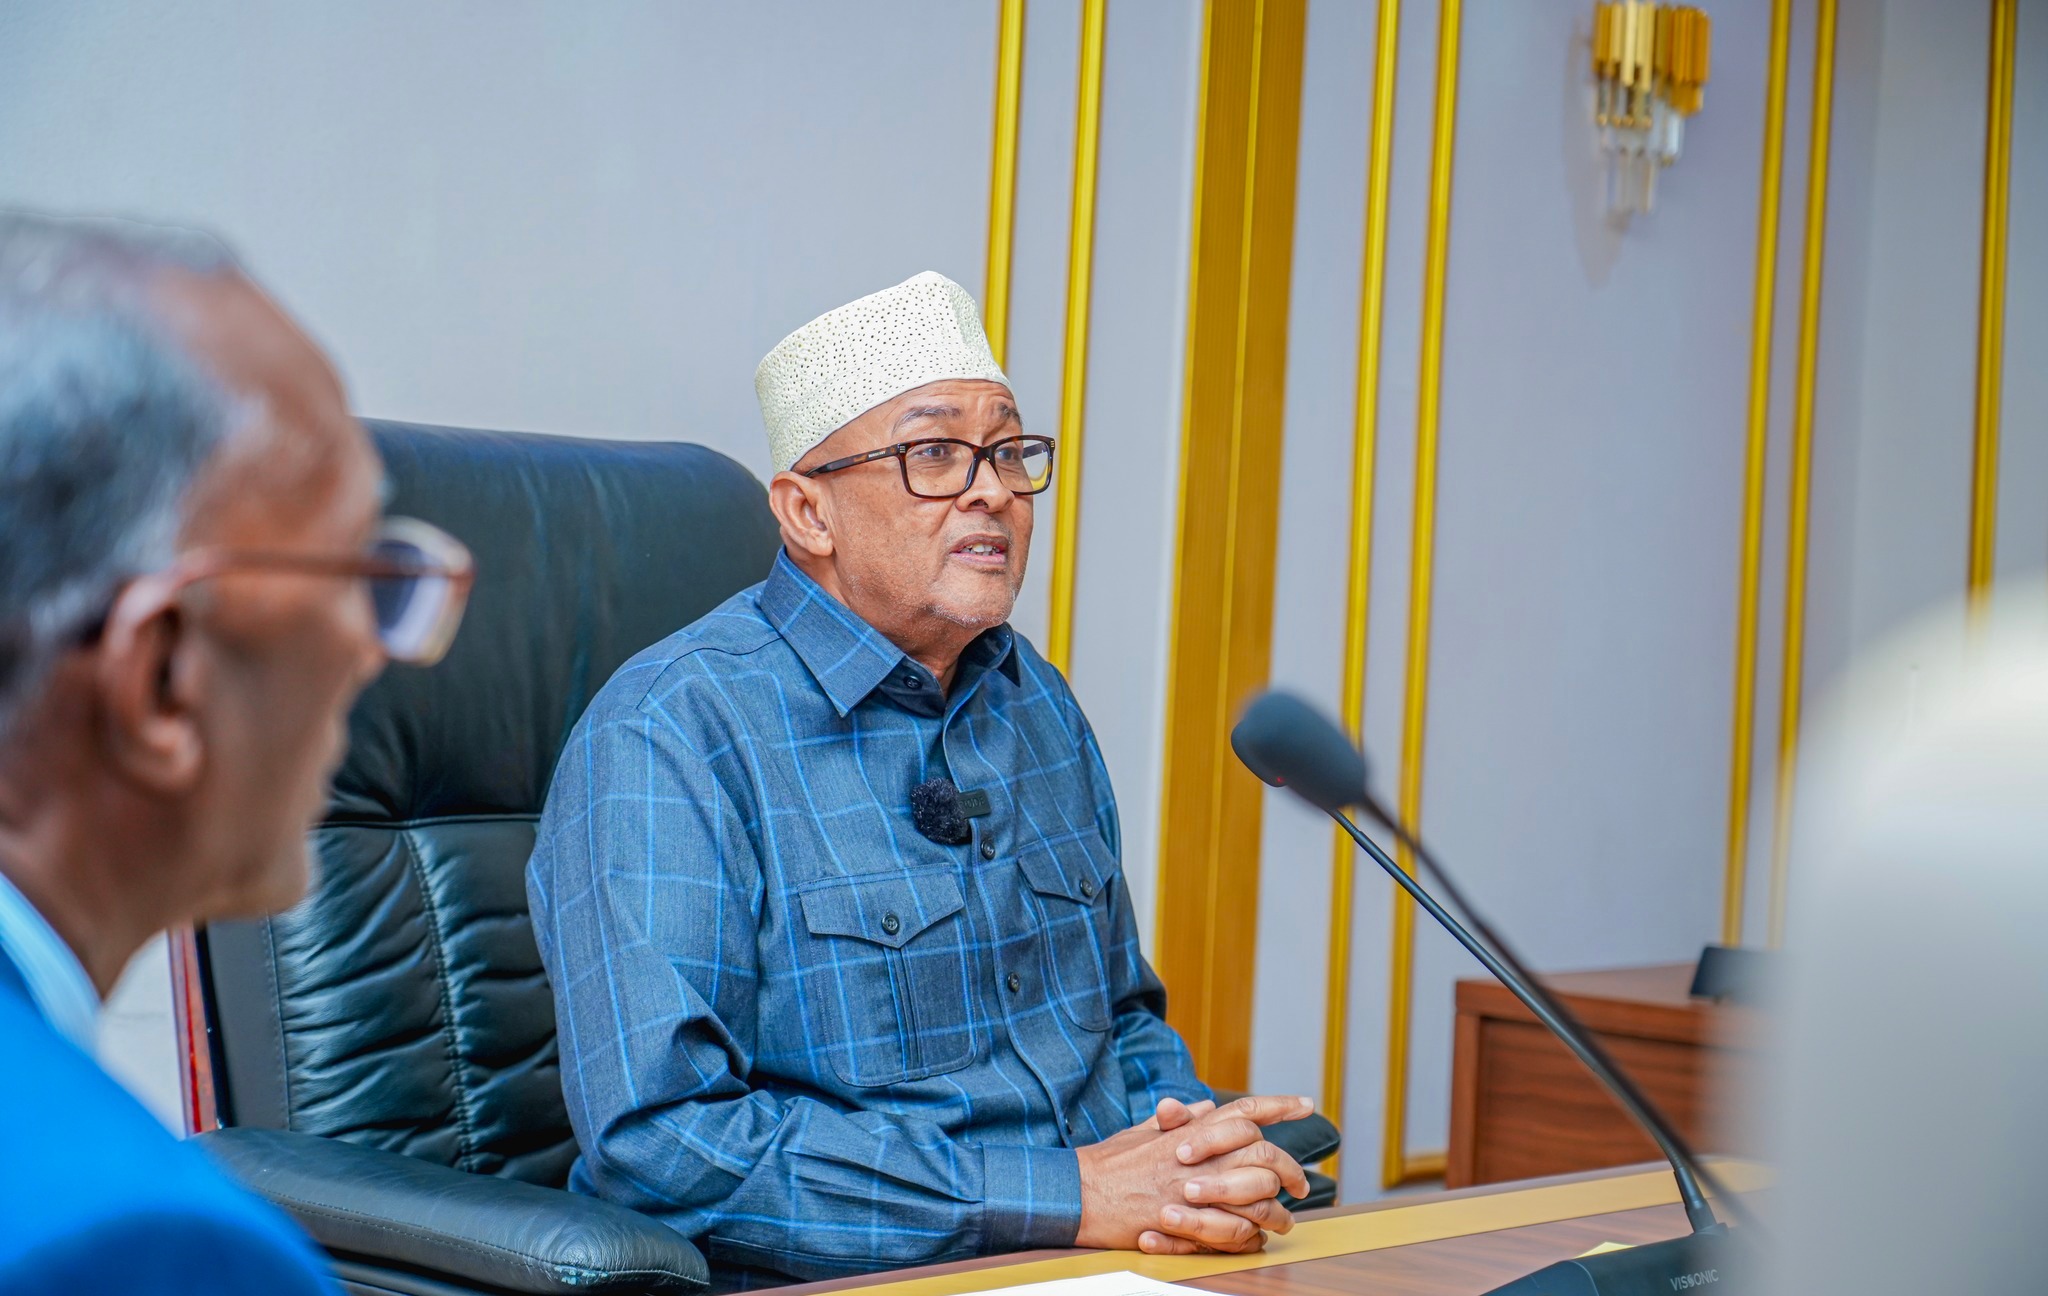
xmin=1233 ymin=690 xmax=1756 ymax=1295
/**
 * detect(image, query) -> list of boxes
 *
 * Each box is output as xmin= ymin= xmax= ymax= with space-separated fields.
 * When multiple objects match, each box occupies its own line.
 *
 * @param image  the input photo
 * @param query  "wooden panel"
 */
xmin=1447 ymin=965 xmax=1761 ymax=1188
xmin=1454 ymin=963 xmax=1764 ymax=1049
xmin=1446 ymin=1000 xmax=1482 ymax=1187
xmin=1467 ymin=1018 xmax=1748 ymax=1185
xmin=1154 ymin=0 xmax=1309 ymax=1090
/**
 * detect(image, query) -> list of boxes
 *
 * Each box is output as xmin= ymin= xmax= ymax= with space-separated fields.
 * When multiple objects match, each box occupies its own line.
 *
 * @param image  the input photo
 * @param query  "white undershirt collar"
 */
xmin=0 ymin=868 xmax=101 ymax=1051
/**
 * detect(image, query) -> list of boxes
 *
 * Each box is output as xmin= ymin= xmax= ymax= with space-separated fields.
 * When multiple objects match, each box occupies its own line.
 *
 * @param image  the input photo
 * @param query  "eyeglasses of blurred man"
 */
xmin=82 ymin=515 xmax=474 ymax=667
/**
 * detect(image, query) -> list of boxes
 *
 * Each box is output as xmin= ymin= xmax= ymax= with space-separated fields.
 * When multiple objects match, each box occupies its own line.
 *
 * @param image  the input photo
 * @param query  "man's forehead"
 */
xmin=888 ymin=391 xmax=1020 ymax=430
xmin=145 ymin=269 xmax=378 ymax=542
xmin=145 ymin=269 xmax=347 ymax=412
xmin=804 ymin=380 xmax=1018 ymax=466
xmin=884 ymin=378 xmax=1015 ymax=416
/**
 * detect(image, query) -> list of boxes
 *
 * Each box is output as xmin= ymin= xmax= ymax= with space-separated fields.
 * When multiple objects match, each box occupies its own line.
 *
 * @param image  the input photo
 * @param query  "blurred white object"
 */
xmin=96 ymin=933 xmax=182 ymax=1131
xmin=1772 ymin=587 xmax=2048 ymax=1293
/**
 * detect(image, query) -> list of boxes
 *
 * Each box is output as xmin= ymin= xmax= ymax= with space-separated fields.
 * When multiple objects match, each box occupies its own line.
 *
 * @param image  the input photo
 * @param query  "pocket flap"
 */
xmin=1016 ymin=836 xmax=1113 ymax=906
xmin=799 ymin=870 xmax=965 ymax=949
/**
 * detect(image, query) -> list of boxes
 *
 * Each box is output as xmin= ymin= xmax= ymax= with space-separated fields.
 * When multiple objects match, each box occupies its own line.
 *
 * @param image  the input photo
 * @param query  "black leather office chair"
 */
xmin=190 ymin=421 xmax=1336 ymax=1296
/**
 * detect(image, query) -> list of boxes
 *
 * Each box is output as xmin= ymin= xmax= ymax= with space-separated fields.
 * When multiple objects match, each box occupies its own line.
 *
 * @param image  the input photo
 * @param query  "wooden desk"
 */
xmin=780 ymin=1162 xmax=1764 ymax=1296
xmin=1447 ymin=964 xmax=1761 ymax=1188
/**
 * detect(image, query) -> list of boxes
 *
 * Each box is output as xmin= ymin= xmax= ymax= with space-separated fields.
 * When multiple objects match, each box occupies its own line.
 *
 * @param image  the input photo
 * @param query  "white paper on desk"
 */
xmin=966 ymin=1271 xmax=1208 ymax=1296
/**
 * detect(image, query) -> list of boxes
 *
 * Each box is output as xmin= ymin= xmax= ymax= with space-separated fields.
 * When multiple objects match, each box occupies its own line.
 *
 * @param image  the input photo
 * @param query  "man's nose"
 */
xmin=957 ymin=458 xmax=1016 ymax=511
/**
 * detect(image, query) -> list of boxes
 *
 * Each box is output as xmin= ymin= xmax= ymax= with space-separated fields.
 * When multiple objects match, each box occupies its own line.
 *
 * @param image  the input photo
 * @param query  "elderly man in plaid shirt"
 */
xmin=529 ymin=273 xmax=1313 ymax=1285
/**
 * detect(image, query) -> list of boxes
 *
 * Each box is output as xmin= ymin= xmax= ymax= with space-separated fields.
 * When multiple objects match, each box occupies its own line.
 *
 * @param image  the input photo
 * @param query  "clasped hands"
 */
xmin=1075 ymin=1094 xmax=1315 ymax=1256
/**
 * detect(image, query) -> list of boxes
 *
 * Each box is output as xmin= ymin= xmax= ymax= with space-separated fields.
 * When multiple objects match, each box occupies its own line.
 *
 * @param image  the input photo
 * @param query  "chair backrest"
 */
xmin=201 ymin=421 xmax=780 ymax=1188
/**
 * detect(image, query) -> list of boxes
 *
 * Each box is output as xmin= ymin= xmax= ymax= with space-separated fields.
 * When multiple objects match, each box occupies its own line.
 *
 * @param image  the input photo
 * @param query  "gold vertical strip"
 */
xmin=1321 ymin=0 xmax=1403 ymax=1182
xmin=1046 ymin=0 xmax=1107 ymax=676
xmin=1155 ymin=0 xmax=1221 ymax=981
xmin=1969 ymin=0 xmax=2019 ymax=613
xmin=1156 ymin=0 xmax=1309 ymax=1091
xmin=1383 ymin=0 xmax=1461 ymax=1192
xmin=983 ymin=0 xmax=1028 ymax=367
xmin=1720 ymin=0 xmax=1795 ymax=949
xmin=1764 ymin=0 xmax=1839 ymax=951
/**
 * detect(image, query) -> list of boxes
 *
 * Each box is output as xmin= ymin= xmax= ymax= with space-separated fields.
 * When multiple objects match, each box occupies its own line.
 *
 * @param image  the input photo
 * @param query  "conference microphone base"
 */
xmin=1482 ymin=1227 xmax=1738 ymax=1296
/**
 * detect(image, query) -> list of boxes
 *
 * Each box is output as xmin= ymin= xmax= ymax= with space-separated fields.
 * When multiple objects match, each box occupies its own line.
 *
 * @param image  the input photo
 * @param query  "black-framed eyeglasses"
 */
xmin=801 ymin=435 xmax=1056 ymax=500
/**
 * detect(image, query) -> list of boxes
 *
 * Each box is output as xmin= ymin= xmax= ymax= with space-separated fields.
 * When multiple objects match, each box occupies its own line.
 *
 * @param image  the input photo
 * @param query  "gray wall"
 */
xmin=1252 ymin=0 xmax=2048 ymax=1200
xmin=0 ymin=0 xmax=1202 ymax=1123
xmin=2002 ymin=1 xmax=2048 ymax=587
xmin=0 ymin=2 xmax=1000 ymax=475
xmin=0 ymin=0 xmax=1198 ymax=926
xmin=1842 ymin=0 xmax=1996 ymax=656
xmin=1257 ymin=0 xmax=1778 ymax=1198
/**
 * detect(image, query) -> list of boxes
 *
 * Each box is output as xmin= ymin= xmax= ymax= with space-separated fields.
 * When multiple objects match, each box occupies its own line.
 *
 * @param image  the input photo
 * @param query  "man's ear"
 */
xmin=768 ymin=471 xmax=836 ymax=559
xmin=93 ymin=581 xmax=205 ymax=795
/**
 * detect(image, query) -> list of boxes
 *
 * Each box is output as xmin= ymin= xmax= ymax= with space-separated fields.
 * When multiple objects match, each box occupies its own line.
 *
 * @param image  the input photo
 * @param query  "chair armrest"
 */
xmin=196 ymin=1127 xmax=707 ymax=1294
xmin=1296 ymin=1168 xmax=1338 ymax=1211
xmin=1265 ymin=1111 xmax=1341 ymax=1168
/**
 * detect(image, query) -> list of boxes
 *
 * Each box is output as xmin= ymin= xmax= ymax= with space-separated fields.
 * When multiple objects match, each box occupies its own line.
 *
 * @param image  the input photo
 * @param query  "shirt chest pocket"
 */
xmin=1017 ymin=837 xmax=1118 ymax=1033
xmin=796 ymin=870 xmax=977 ymax=1088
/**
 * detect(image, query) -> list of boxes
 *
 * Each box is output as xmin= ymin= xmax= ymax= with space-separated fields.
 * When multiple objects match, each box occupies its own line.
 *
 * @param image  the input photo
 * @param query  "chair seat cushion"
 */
xmin=199 ymin=1127 xmax=707 ymax=1293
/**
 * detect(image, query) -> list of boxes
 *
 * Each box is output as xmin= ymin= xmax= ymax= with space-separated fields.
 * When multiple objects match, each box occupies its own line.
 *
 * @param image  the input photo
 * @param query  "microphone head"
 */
xmin=910 ymin=777 xmax=972 ymax=845
xmin=1229 ymin=710 xmax=1288 ymax=788
xmin=1231 ymin=690 xmax=1369 ymax=815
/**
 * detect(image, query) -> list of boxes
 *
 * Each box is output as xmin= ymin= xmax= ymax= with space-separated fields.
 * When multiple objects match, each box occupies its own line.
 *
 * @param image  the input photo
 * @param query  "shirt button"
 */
xmin=980 ymin=842 xmax=997 ymax=861
xmin=899 ymin=673 xmax=921 ymax=688
xmin=1006 ymin=972 xmax=1022 ymax=993
xmin=1079 ymin=879 xmax=1096 ymax=899
xmin=881 ymin=911 xmax=901 ymax=936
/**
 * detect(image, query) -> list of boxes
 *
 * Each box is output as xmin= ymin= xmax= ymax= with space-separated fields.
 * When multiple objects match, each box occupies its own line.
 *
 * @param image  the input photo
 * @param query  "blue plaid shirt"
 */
xmin=527 ymin=552 xmax=1205 ymax=1280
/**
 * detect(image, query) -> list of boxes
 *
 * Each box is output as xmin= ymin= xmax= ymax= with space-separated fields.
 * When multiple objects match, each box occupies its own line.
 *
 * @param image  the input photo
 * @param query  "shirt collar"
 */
xmin=0 ymin=869 xmax=100 ymax=1051
xmin=760 ymin=550 xmax=1022 ymax=718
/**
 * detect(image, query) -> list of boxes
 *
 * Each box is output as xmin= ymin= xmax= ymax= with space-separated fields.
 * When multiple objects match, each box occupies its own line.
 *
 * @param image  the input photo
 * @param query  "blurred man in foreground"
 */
xmin=1769 ymin=592 xmax=2048 ymax=1294
xmin=0 ymin=213 xmax=471 ymax=1293
xmin=531 ymin=272 xmax=1312 ymax=1283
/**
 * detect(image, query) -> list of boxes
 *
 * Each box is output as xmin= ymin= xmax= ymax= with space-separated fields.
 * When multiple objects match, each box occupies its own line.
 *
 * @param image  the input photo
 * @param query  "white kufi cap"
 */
xmin=754 ymin=271 xmax=1010 ymax=473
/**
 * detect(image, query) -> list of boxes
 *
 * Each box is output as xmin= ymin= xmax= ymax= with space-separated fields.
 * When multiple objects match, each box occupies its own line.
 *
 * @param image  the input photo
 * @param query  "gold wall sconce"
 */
xmin=1593 ymin=2 xmax=1713 ymax=215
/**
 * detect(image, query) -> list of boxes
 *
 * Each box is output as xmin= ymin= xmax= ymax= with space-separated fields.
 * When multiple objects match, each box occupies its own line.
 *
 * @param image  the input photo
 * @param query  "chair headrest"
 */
xmin=333 ymin=421 xmax=781 ymax=822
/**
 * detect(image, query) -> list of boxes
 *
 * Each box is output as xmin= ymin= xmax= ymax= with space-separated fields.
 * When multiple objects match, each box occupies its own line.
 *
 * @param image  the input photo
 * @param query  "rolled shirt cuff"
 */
xmin=979 ymin=1143 xmax=1084 ymax=1253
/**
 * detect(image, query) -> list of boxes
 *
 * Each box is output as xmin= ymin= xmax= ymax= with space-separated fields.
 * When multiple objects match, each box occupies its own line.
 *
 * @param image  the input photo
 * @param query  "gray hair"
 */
xmin=0 ymin=211 xmax=244 ymax=739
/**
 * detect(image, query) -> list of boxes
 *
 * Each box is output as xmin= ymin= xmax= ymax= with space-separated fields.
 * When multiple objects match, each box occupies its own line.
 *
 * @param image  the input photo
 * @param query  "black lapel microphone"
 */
xmin=1233 ymin=690 xmax=1758 ymax=1296
xmin=910 ymin=778 xmax=993 ymax=846
xmin=911 ymin=778 xmax=971 ymax=845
